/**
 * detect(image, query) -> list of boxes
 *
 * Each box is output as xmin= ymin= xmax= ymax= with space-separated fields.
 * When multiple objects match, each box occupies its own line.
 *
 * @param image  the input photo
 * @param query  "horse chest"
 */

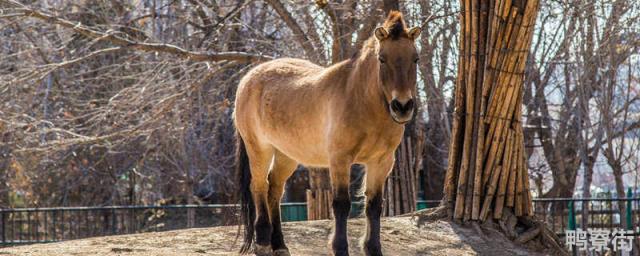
xmin=354 ymin=127 xmax=403 ymax=163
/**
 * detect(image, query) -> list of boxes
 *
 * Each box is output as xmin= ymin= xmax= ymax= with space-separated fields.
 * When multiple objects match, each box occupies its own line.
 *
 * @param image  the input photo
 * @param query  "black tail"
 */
xmin=236 ymin=133 xmax=255 ymax=254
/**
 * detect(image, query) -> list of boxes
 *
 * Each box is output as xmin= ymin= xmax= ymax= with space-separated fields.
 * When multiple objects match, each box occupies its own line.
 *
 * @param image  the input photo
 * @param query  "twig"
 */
xmin=0 ymin=0 xmax=273 ymax=63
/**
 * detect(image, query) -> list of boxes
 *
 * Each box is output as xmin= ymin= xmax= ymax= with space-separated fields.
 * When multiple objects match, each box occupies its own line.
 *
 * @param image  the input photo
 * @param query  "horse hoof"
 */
xmin=273 ymin=248 xmax=291 ymax=256
xmin=332 ymin=250 xmax=349 ymax=256
xmin=362 ymin=241 xmax=383 ymax=256
xmin=254 ymin=244 xmax=272 ymax=256
xmin=364 ymin=249 xmax=383 ymax=256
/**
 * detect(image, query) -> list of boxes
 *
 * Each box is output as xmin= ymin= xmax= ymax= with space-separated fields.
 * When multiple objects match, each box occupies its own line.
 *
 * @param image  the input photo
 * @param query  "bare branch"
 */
xmin=1 ymin=0 xmax=273 ymax=63
xmin=264 ymin=0 xmax=322 ymax=62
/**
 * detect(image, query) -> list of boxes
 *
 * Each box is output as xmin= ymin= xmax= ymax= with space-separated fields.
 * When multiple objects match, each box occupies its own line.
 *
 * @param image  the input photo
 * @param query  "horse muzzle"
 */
xmin=389 ymin=98 xmax=414 ymax=124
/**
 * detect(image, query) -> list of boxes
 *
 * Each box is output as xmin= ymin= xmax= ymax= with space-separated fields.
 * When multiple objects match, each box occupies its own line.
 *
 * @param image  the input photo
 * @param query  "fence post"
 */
xmin=626 ymin=187 xmax=632 ymax=230
xmin=568 ymin=201 xmax=576 ymax=231
xmin=1 ymin=211 xmax=5 ymax=244
xmin=26 ymin=210 xmax=31 ymax=242
xmin=111 ymin=208 xmax=116 ymax=235
xmin=52 ymin=210 xmax=57 ymax=241
xmin=60 ymin=210 xmax=65 ymax=240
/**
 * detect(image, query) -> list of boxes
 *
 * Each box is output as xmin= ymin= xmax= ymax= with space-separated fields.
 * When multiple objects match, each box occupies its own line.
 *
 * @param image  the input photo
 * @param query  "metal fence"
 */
xmin=0 ymin=204 xmax=237 ymax=246
xmin=532 ymin=197 xmax=640 ymax=237
xmin=1 ymin=198 xmax=639 ymax=247
xmin=0 ymin=203 xmax=311 ymax=247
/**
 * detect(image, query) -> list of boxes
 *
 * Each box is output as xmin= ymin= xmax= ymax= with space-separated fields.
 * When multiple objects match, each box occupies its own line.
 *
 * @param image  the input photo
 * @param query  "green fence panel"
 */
xmin=280 ymin=204 xmax=307 ymax=222
xmin=626 ymin=187 xmax=633 ymax=230
xmin=568 ymin=201 xmax=576 ymax=231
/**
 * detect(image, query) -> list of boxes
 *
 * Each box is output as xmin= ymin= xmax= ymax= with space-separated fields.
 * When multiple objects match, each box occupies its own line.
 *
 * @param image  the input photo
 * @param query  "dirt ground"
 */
xmin=0 ymin=216 xmax=550 ymax=256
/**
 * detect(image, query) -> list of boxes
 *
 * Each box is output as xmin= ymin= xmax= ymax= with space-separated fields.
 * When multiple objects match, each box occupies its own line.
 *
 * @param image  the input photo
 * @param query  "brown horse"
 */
xmin=234 ymin=11 xmax=421 ymax=256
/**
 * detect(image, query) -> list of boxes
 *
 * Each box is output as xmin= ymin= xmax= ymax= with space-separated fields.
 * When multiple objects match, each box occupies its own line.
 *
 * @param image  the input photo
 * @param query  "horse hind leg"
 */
xmin=267 ymin=151 xmax=298 ymax=256
xmin=246 ymin=143 xmax=275 ymax=256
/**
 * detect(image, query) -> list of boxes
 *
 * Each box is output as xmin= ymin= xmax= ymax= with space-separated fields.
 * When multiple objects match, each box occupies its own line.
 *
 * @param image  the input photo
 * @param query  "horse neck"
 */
xmin=346 ymin=40 xmax=388 ymax=118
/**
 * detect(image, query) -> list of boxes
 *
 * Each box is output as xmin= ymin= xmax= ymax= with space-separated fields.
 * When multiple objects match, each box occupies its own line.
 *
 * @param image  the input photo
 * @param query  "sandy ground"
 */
xmin=0 ymin=216 xmax=549 ymax=256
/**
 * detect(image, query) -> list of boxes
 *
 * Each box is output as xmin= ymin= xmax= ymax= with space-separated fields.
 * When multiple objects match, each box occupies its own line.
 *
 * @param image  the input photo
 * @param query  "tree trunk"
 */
xmin=580 ymin=158 xmax=594 ymax=229
xmin=443 ymin=0 xmax=540 ymax=222
xmin=417 ymin=0 xmax=455 ymax=203
xmin=604 ymin=152 xmax=628 ymax=229
xmin=422 ymin=111 xmax=448 ymax=201
xmin=612 ymin=165 xmax=627 ymax=228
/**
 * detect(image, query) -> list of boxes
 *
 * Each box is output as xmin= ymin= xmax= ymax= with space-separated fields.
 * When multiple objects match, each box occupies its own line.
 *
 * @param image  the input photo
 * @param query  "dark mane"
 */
xmin=383 ymin=10 xmax=408 ymax=40
xmin=350 ymin=11 xmax=409 ymax=61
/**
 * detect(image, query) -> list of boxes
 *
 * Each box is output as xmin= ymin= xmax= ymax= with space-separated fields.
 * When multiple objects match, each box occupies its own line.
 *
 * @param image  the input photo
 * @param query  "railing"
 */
xmin=1 ymin=198 xmax=638 ymax=247
xmin=0 ymin=203 xmax=310 ymax=247
xmin=0 ymin=204 xmax=238 ymax=246
xmin=532 ymin=197 xmax=640 ymax=237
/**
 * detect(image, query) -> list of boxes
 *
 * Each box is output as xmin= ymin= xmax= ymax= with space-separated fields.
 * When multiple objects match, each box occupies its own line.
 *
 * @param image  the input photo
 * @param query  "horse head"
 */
xmin=374 ymin=11 xmax=422 ymax=124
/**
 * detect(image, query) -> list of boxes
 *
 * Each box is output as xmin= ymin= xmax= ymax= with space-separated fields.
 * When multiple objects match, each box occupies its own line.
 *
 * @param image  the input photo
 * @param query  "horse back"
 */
xmin=234 ymin=58 xmax=338 ymax=165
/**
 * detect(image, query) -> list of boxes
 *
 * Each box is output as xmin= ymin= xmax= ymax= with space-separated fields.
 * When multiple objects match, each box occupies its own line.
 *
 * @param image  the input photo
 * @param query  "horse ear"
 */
xmin=408 ymin=27 xmax=422 ymax=40
xmin=374 ymin=27 xmax=389 ymax=40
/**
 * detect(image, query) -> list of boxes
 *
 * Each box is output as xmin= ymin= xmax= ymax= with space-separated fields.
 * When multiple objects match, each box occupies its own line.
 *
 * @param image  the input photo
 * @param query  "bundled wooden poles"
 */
xmin=443 ymin=0 xmax=539 ymax=222
xmin=306 ymin=168 xmax=333 ymax=220
xmin=306 ymin=189 xmax=333 ymax=220
xmin=383 ymin=135 xmax=421 ymax=216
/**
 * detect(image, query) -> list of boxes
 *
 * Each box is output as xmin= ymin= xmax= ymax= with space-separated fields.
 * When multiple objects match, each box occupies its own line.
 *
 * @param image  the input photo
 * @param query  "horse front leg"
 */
xmin=329 ymin=158 xmax=352 ymax=256
xmin=362 ymin=156 xmax=394 ymax=256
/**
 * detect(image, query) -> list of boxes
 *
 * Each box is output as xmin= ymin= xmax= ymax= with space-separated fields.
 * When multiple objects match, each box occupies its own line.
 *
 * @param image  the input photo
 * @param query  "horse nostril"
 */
xmin=391 ymin=99 xmax=403 ymax=113
xmin=404 ymin=99 xmax=415 ymax=112
xmin=390 ymin=99 xmax=414 ymax=114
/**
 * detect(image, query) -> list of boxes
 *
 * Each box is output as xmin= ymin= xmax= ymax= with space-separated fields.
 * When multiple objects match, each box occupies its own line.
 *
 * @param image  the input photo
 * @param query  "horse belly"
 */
xmin=264 ymin=126 xmax=330 ymax=167
xmin=259 ymin=95 xmax=330 ymax=166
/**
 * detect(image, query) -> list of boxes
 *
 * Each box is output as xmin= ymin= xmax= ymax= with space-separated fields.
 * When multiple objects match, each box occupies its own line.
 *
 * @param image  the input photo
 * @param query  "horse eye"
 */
xmin=378 ymin=56 xmax=386 ymax=64
xmin=414 ymin=58 xmax=419 ymax=64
